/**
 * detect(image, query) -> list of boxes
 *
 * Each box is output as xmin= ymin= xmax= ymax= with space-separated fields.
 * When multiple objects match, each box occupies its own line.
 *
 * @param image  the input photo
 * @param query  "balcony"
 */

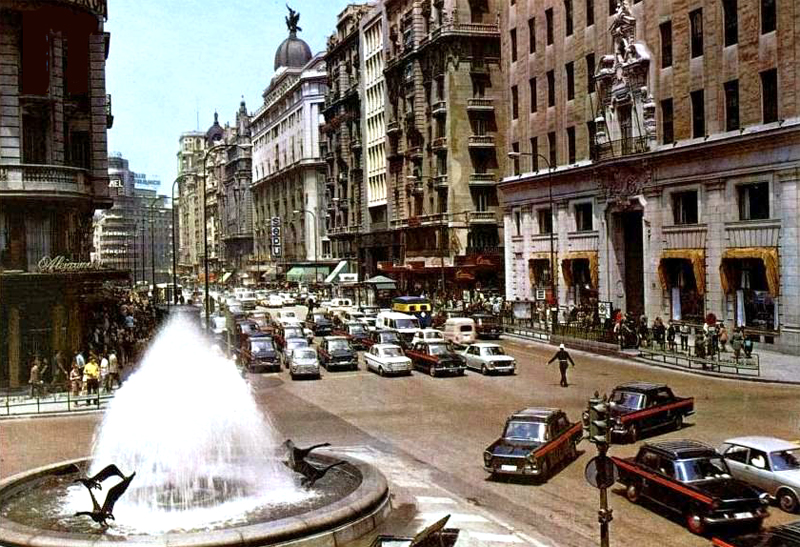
xmin=339 ymin=198 xmax=350 ymax=208
xmin=432 ymin=137 xmax=448 ymax=151
xmin=409 ymin=181 xmax=424 ymax=195
xmin=386 ymin=120 xmax=401 ymax=136
xmin=0 ymin=164 xmax=91 ymax=197
xmin=468 ymin=135 xmax=496 ymax=149
xmin=434 ymin=175 xmax=448 ymax=189
xmin=591 ymin=136 xmax=650 ymax=161
xmin=325 ymin=151 xmax=335 ymax=163
xmin=431 ymin=101 xmax=447 ymax=117
xmin=105 ymin=94 xmax=114 ymax=129
xmin=326 ymin=176 xmax=335 ymax=187
xmin=468 ymin=211 xmax=497 ymax=224
xmin=468 ymin=172 xmax=496 ymax=186
xmin=406 ymin=146 xmax=423 ymax=160
xmin=467 ymin=97 xmax=494 ymax=113
xmin=350 ymin=138 xmax=362 ymax=152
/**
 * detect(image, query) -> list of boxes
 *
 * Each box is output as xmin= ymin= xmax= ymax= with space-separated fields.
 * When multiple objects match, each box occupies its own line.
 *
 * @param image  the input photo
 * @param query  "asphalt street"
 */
xmin=2 ymin=308 xmax=800 ymax=546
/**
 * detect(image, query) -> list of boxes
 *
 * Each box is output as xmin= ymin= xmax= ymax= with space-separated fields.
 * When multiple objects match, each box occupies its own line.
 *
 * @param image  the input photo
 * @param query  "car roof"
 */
xmin=645 ymin=439 xmax=717 ymax=459
xmin=724 ymin=436 xmax=800 ymax=452
xmin=249 ymin=333 xmax=272 ymax=339
xmin=374 ymin=343 xmax=403 ymax=350
xmin=472 ymin=342 xmax=501 ymax=348
xmin=615 ymin=381 xmax=667 ymax=392
xmin=511 ymin=407 xmax=562 ymax=420
xmin=324 ymin=336 xmax=348 ymax=342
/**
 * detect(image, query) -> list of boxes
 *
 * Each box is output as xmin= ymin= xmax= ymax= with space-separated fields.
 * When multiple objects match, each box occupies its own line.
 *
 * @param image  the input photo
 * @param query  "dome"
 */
xmin=205 ymin=112 xmax=224 ymax=144
xmin=274 ymin=33 xmax=312 ymax=71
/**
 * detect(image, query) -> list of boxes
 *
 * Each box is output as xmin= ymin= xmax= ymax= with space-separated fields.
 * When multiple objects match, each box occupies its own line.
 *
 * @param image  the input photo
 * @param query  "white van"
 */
xmin=443 ymin=317 xmax=477 ymax=345
xmin=375 ymin=312 xmax=420 ymax=342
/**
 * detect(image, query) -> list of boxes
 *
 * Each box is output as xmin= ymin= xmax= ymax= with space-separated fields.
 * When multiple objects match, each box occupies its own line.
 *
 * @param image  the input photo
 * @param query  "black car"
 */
xmin=713 ymin=521 xmax=800 ymax=547
xmin=306 ymin=312 xmax=333 ymax=336
xmin=613 ymin=440 xmax=769 ymax=535
xmin=405 ymin=341 xmax=466 ymax=377
xmin=318 ymin=336 xmax=358 ymax=371
xmin=334 ymin=322 xmax=370 ymax=351
xmin=472 ymin=313 xmax=503 ymax=340
xmin=609 ymin=382 xmax=695 ymax=443
xmin=239 ymin=333 xmax=279 ymax=373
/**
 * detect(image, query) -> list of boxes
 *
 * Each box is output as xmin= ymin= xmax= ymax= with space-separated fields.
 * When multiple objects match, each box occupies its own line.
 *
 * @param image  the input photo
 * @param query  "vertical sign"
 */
xmin=270 ymin=217 xmax=282 ymax=258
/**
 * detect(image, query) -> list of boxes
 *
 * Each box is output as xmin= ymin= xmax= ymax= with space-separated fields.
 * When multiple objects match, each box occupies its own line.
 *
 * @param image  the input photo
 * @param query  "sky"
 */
xmin=105 ymin=0 xmax=353 ymax=197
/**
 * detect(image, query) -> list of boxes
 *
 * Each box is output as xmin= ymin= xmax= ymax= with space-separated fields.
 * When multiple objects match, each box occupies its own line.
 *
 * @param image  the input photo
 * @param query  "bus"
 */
xmin=391 ymin=296 xmax=433 ymax=328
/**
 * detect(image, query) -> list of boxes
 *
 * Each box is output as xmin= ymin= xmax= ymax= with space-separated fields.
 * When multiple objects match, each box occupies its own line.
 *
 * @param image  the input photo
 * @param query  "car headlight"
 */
xmin=483 ymin=451 xmax=492 ymax=465
xmin=759 ymin=492 xmax=770 ymax=504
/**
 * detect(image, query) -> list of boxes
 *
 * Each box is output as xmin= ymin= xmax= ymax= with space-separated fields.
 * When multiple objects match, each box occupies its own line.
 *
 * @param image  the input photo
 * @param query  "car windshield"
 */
xmin=251 ymin=340 xmax=274 ymax=353
xmin=678 ymin=457 xmax=731 ymax=482
xmin=481 ymin=346 xmax=505 ymax=356
xmin=243 ymin=323 xmax=258 ymax=334
xmin=425 ymin=331 xmax=444 ymax=339
xmin=349 ymin=325 xmax=367 ymax=335
xmin=611 ymin=391 xmax=644 ymax=410
xmin=328 ymin=339 xmax=350 ymax=351
xmin=381 ymin=333 xmax=400 ymax=343
xmin=428 ymin=344 xmax=451 ymax=356
xmin=282 ymin=311 xmax=297 ymax=318
xmin=771 ymin=448 xmax=800 ymax=471
xmin=284 ymin=328 xmax=303 ymax=338
xmin=313 ymin=314 xmax=329 ymax=322
xmin=295 ymin=349 xmax=316 ymax=360
xmin=286 ymin=339 xmax=308 ymax=350
xmin=504 ymin=421 xmax=546 ymax=442
xmin=382 ymin=347 xmax=403 ymax=357
xmin=396 ymin=318 xmax=420 ymax=329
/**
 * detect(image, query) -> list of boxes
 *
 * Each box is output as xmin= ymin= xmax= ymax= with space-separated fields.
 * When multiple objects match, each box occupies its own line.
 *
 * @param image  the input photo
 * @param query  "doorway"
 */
xmin=622 ymin=210 xmax=644 ymax=316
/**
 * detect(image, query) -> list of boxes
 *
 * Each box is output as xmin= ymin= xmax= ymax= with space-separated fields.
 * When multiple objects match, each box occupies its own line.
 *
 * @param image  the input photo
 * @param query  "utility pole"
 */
xmin=586 ymin=391 xmax=613 ymax=547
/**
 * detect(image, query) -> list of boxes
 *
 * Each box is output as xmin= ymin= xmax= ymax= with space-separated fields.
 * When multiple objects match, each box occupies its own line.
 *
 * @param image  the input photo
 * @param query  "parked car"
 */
xmin=363 ymin=329 xmax=404 ymax=349
xmin=360 ymin=316 xmax=377 ymax=332
xmin=281 ymin=338 xmax=309 ymax=367
xmin=233 ymin=320 xmax=261 ymax=350
xmin=405 ymin=341 xmax=466 ymax=377
xmin=461 ymin=343 xmax=516 ymax=375
xmin=720 ymin=436 xmax=800 ymax=513
xmin=288 ymin=347 xmax=321 ymax=380
xmin=306 ymin=312 xmax=334 ymax=336
xmin=443 ymin=317 xmax=477 ymax=345
xmin=483 ymin=407 xmax=582 ymax=480
xmin=239 ymin=333 xmax=279 ymax=373
xmin=273 ymin=309 xmax=299 ymax=326
xmin=612 ymin=440 xmax=770 ymax=535
xmin=711 ymin=521 xmax=800 ymax=547
xmin=274 ymin=325 xmax=306 ymax=352
xmin=335 ymin=321 xmax=371 ymax=350
xmin=608 ymin=382 xmax=694 ymax=443
xmin=471 ymin=313 xmax=503 ymax=340
xmin=266 ymin=294 xmax=284 ymax=308
xmin=365 ymin=344 xmax=412 ymax=376
xmin=318 ymin=336 xmax=358 ymax=371
xmin=410 ymin=328 xmax=445 ymax=346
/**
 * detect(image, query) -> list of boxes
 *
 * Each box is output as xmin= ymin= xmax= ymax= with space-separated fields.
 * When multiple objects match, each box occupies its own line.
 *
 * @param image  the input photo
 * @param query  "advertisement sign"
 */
xmin=598 ymin=301 xmax=613 ymax=320
xmin=535 ymin=289 xmax=547 ymax=301
xmin=270 ymin=217 xmax=282 ymax=258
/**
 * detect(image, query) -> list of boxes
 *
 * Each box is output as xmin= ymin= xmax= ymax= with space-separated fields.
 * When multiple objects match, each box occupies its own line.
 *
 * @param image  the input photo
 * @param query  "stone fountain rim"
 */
xmin=0 ymin=453 xmax=389 ymax=547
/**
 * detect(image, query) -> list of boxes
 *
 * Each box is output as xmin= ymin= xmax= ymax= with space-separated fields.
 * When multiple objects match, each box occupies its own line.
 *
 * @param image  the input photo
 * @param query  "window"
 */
xmin=566 ymin=62 xmax=574 ymax=100
xmin=530 ymin=137 xmax=539 ymax=171
xmin=586 ymin=0 xmax=594 ymax=26
xmin=586 ymin=53 xmax=595 ymax=93
xmin=511 ymin=85 xmax=519 ymax=119
xmin=738 ymin=182 xmax=769 ymax=220
xmin=529 ymin=78 xmax=538 ymax=112
xmin=761 ymin=68 xmax=778 ymax=123
xmin=749 ymin=449 xmax=771 ymax=471
xmin=548 ymin=131 xmax=556 ymax=167
xmin=574 ymin=202 xmax=592 ymax=231
xmin=512 ymin=142 xmax=520 ymax=175
xmin=672 ymin=190 xmax=698 ymax=225
xmin=690 ymin=9 xmax=703 ymax=58
xmin=538 ymin=209 xmax=553 ymax=234
xmin=723 ymin=0 xmax=738 ymax=46
xmin=528 ymin=18 xmax=536 ymax=53
xmin=691 ymin=89 xmax=705 ymax=138
xmin=661 ymin=99 xmax=674 ymax=144
xmin=587 ymin=120 xmax=597 ymax=158
xmin=510 ymin=29 xmax=517 ymax=62
xmin=660 ymin=21 xmax=672 ymax=68
xmin=724 ymin=80 xmax=740 ymax=131
xmin=545 ymin=8 xmax=554 ymax=45
xmin=724 ymin=444 xmax=750 ymax=464
xmin=761 ymin=0 xmax=776 ymax=34
xmin=547 ymin=70 xmax=555 ymax=107
xmin=567 ymin=127 xmax=576 ymax=163
xmin=514 ymin=210 xmax=521 ymax=236
xmin=565 ymin=0 xmax=574 ymax=36
xmin=608 ymin=0 xmax=616 ymax=15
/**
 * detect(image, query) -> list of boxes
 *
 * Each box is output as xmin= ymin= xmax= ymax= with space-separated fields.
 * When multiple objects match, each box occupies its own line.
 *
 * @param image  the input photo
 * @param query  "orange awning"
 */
xmin=561 ymin=251 xmax=598 ymax=289
xmin=528 ymin=252 xmax=556 ymax=287
xmin=658 ymin=249 xmax=706 ymax=296
xmin=720 ymin=247 xmax=780 ymax=296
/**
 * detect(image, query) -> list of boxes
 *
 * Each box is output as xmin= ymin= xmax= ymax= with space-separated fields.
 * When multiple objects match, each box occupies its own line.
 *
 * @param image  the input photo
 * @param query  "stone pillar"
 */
xmin=777 ymin=168 xmax=800 ymax=353
xmin=704 ymin=179 xmax=726 ymax=323
xmin=8 ymin=307 xmax=20 ymax=388
xmin=643 ymin=187 xmax=664 ymax=323
xmin=52 ymin=303 xmax=66 ymax=356
xmin=554 ymin=200 xmax=568 ymax=310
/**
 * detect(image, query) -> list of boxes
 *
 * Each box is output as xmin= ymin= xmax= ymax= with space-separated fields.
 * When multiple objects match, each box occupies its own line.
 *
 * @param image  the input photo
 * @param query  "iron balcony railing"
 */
xmin=591 ymin=136 xmax=649 ymax=161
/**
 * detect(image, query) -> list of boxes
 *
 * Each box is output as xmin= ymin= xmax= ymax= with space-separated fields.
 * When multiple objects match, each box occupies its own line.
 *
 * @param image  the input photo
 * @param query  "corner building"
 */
xmin=500 ymin=0 xmax=800 ymax=353
xmin=0 ymin=0 xmax=118 ymax=386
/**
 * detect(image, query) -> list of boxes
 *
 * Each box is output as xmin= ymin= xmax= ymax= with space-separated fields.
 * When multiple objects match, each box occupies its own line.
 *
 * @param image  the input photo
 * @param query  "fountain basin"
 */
xmin=0 ymin=454 xmax=390 ymax=547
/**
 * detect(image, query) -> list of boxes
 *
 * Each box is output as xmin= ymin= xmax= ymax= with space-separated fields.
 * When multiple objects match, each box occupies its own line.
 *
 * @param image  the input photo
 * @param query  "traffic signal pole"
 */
xmin=588 ymin=392 xmax=613 ymax=547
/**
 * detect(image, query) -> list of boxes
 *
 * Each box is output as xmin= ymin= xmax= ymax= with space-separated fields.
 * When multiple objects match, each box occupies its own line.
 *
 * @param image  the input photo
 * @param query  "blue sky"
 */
xmin=105 ymin=0 xmax=352 ymax=197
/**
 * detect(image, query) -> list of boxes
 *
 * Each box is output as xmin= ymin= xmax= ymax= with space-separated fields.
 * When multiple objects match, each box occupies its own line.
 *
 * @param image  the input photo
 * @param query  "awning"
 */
xmin=720 ymin=247 xmax=779 ymax=296
xmin=286 ymin=266 xmax=321 ymax=282
xmin=528 ymin=252 xmax=556 ymax=287
xmin=324 ymin=260 xmax=349 ymax=284
xmin=658 ymin=249 xmax=706 ymax=296
xmin=561 ymin=251 xmax=598 ymax=289
xmin=364 ymin=275 xmax=397 ymax=290
xmin=221 ymin=272 xmax=233 ymax=284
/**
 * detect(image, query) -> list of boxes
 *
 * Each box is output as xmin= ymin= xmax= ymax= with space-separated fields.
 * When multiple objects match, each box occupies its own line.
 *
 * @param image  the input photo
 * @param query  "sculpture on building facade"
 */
xmin=286 ymin=5 xmax=301 ymax=34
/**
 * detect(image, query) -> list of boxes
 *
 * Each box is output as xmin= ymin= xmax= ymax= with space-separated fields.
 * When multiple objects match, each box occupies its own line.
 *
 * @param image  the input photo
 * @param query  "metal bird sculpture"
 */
xmin=299 ymin=461 xmax=346 ymax=488
xmin=75 ymin=469 xmax=136 ymax=527
xmin=73 ymin=463 xmax=126 ymax=491
xmin=283 ymin=439 xmax=330 ymax=470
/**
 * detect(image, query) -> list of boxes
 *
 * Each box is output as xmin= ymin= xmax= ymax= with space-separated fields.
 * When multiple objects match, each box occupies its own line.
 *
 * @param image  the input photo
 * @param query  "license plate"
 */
xmin=734 ymin=512 xmax=752 ymax=519
xmin=500 ymin=465 xmax=517 ymax=472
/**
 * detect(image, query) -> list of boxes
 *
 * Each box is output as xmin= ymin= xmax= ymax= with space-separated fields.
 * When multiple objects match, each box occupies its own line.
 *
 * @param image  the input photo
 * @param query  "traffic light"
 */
xmin=588 ymin=392 xmax=610 ymax=444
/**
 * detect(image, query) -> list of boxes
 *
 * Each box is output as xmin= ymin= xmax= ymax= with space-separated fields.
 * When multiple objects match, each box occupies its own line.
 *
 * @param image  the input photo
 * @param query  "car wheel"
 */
xmin=567 ymin=441 xmax=578 ymax=461
xmin=430 ymin=367 xmax=436 ymax=377
xmin=779 ymin=490 xmax=799 ymax=513
xmin=629 ymin=425 xmax=639 ymax=444
xmin=625 ymin=482 xmax=641 ymax=504
xmin=674 ymin=414 xmax=683 ymax=431
xmin=685 ymin=511 xmax=706 ymax=535
xmin=481 ymin=364 xmax=487 ymax=375
xmin=379 ymin=367 xmax=384 ymax=377
xmin=539 ymin=459 xmax=550 ymax=481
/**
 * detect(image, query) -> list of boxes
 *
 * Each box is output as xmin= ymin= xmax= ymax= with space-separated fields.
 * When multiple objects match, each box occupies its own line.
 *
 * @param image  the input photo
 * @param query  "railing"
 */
xmin=432 ymin=137 xmax=448 ymax=150
xmin=469 ymin=172 xmax=496 ymax=185
xmin=434 ymin=175 xmax=448 ymax=188
xmin=469 ymin=211 xmax=497 ymax=223
xmin=554 ymin=323 xmax=618 ymax=345
xmin=432 ymin=101 xmax=447 ymax=116
xmin=406 ymin=146 xmax=423 ymax=159
xmin=350 ymin=138 xmax=362 ymax=150
xmin=1 ymin=388 xmax=114 ymax=418
xmin=468 ymin=135 xmax=495 ymax=147
xmin=466 ymin=246 xmax=503 ymax=256
xmin=467 ymin=98 xmax=494 ymax=110
xmin=429 ymin=21 xmax=500 ymax=42
xmin=0 ymin=164 xmax=90 ymax=193
xmin=386 ymin=120 xmax=401 ymax=135
xmin=591 ymin=136 xmax=650 ymax=161
xmin=105 ymin=94 xmax=114 ymax=129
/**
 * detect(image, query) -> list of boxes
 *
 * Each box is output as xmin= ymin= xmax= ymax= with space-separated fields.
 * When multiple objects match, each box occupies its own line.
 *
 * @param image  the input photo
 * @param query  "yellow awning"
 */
xmin=561 ymin=251 xmax=598 ymax=289
xmin=658 ymin=249 xmax=706 ymax=296
xmin=528 ymin=252 xmax=556 ymax=287
xmin=720 ymin=247 xmax=780 ymax=296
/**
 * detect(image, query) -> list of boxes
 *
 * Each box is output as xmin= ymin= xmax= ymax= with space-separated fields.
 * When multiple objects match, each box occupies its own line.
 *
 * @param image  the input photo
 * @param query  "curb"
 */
xmin=501 ymin=332 xmax=800 ymax=387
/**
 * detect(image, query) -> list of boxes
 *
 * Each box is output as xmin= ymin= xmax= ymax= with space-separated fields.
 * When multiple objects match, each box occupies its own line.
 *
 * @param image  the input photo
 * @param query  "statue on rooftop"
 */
xmin=286 ymin=5 xmax=302 ymax=34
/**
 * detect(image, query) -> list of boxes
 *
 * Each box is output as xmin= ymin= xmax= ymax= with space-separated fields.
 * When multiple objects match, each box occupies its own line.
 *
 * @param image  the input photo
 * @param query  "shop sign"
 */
xmin=598 ymin=301 xmax=613 ymax=320
xmin=37 ymin=256 xmax=104 ymax=273
xmin=270 ymin=217 xmax=282 ymax=258
xmin=535 ymin=289 xmax=547 ymax=301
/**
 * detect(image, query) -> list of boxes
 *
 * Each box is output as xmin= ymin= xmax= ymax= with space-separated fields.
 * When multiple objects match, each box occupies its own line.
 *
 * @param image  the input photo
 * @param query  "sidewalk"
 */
xmin=0 ymin=390 xmax=114 ymax=418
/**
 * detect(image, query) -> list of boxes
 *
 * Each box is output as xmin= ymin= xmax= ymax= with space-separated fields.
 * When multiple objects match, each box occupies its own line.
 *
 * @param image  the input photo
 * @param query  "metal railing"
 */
xmin=591 ymin=136 xmax=650 ymax=161
xmin=1 ymin=388 xmax=115 ymax=418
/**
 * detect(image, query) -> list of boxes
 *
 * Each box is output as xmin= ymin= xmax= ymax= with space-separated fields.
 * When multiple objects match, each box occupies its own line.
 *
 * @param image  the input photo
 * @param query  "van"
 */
xmin=443 ymin=317 xmax=477 ymax=345
xmin=375 ymin=312 xmax=420 ymax=342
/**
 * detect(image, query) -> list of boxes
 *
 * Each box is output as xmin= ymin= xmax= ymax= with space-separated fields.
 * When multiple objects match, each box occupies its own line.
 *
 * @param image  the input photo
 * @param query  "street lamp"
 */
xmin=171 ymin=175 xmax=186 ymax=306
xmin=293 ymin=209 xmax=318 ymax=285
xmin=508 ymin=150 xmax=558 ymax=332
xmin=147 ymin=197 xmax=159 ymax=302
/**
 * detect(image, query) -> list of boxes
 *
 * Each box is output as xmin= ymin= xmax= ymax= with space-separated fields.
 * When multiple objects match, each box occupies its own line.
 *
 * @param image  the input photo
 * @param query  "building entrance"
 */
xmin=621 ymin=210 xmax=644 ymax=317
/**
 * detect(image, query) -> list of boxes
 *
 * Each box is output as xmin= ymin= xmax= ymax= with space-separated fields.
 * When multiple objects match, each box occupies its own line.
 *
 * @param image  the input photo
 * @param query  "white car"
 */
xmin=274 ymin=309 xmax=299 ymax=325
xmin=365 ymin=344 xmax=412 ymax=376
xmin=411 ymin=328 xmax=445 ymax=346
xmin=360 ymin=316 xmax=377 ymax=332
xmin=267 ymin=294 xmax=284 ymax=308
xmin=461 ymin=343 xmax=516 ymax=375
xmin=289 ymin=347 xmax=321 ymax=380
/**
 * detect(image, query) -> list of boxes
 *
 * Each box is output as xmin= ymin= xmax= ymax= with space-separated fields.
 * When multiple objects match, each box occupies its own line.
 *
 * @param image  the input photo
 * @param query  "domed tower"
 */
xmin=274 ymin=6 xmax=312 ymax=70
xmin=205 ymin=111 xmax=224 ymax=145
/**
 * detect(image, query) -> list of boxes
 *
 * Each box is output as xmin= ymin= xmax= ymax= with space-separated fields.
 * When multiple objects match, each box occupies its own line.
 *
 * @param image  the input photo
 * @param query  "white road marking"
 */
xmin=415 ymin=496 xmax=457 ymax=505
xmin=466 ymin=531 xmax=525 ymax=544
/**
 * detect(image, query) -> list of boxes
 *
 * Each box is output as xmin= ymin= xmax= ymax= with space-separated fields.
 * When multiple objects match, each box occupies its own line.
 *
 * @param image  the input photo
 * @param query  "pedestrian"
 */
xmin=653 ymin=317 xmax=666 ymax=351
xmin=107 ymin=349 xmax=120 ymax=391
xmin=69 ymin=362 xmax=82 ymax=396
xmin=546 ymin=343 xmax=576 ymax=387
xmin=718 ymin=323 xmax=728 ymax=353
xmin=743 ymin=332 xmax=754 ymax=358
xmin=666 ymin=322 xmax=677 ymax=352
xmin=51 ymin=350 xmax=68 ymax=391
xmin=99 ymin=350 xmax=109 ymax=393
xmin=695 ymin=331 xmax=706 ymax=361
xmin=74 ymin=349 xmax=85 ymax=376
xmin=679 ymin=323 xmax=690 ymax=352
xmin=731 ymin=327 xmax=744 ymax=362
xmin=638 ymin=316 xmax=649 ymax=348
xmin=83 ymin=354 xmax=100 ymax=397
xmin=28 ymin=356 xmax=43 ymax=398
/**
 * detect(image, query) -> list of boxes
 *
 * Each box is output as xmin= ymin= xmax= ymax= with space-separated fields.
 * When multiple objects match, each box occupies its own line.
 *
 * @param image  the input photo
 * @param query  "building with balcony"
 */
xmin=500 ymin=0 xmax=800 ymax=354
xmin=375 ymin=0 xmax=508 ymax=295
xmin=0 ymin=0 xmax=120 ymax=387
xmin=176 ymin=131 xmax=206 ymax=278
xmin=251 ymin=8 xmax=329 ymax=283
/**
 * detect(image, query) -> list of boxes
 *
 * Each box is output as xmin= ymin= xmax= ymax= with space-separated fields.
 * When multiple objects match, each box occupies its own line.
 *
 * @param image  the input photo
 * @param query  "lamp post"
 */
xmin=171 ymin=175 xmax=184 ymax=305
xmin=131 ymin=221 xmax=138 ymax=287
xmin=293 ymin=209 xmax=318 ymax=285
xmin=508 ymin=150 xmax=558 ymax=332
xmin=148 ymin=197 xmax=159 ymax=302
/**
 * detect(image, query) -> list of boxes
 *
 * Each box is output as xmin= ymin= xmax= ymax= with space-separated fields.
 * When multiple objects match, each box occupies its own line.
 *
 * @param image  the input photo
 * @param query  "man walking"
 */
xmin=547 ymin=343 xmax=576 ymax=387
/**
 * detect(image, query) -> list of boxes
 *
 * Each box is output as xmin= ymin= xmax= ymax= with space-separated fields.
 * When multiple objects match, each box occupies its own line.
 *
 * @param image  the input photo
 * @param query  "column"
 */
xmin=777 ymin=168 xmax=800 ymax=353
xmin=704 ymin=179 xmax=726 ymax=322
xmin=643 ymin=187 xmax=664 ymax=323
xmin=8 ymin=307 xmax=19 ymax=388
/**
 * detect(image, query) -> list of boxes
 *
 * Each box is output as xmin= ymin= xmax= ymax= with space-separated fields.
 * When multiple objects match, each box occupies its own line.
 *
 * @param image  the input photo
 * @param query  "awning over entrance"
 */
xmin=221 ymin=271 xmax=233 ymax=284
xmin=561 ymin=251 xmax=598 ymax=289
xmin=720 ymin=247 xmax=780 ymax=296
xmin=364 ymin=275 xmax=397 ymax=290
xmin=528 ymin=252 xmax=556 ymax=287
xmin=287 ymin=266 xmax=320 ymax=282
xmin=657 ymin=249 xmax=706 ymax=296
xmin=324 ymin=260 xmax=349 ymax=284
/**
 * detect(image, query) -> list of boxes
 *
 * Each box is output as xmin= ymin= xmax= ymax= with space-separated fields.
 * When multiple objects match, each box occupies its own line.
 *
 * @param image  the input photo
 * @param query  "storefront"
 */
xmin=720 ymin=247 xmax=779 ymax=331
xmin=561 ymin=251 xmax=599 ymax=308
xmin=658 ymin=249 xmax=706 ymax=323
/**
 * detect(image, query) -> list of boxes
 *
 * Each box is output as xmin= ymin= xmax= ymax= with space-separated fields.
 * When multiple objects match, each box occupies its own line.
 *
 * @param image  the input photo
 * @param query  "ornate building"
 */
xmin=176 ymin=130 xmax=206 ymax=278
xmin=500 ymin=0 xmax=800 ymax=353
xmin=0 ymin=0 xmax=119 ymax=386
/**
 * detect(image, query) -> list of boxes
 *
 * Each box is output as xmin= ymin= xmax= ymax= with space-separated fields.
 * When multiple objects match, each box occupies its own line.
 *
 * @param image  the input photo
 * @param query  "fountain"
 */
xmin=0 ymin=314 xmax=389 ymax=547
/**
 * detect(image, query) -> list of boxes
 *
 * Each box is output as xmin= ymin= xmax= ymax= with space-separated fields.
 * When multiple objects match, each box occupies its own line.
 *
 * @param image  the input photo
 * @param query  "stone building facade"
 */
xmin=0 ymin=0 xmax=119 ymax=386
xmin=176 ymin=131 xmax=207 ymax=278
xmin=500 ymin=0 xmax=800 ymax=353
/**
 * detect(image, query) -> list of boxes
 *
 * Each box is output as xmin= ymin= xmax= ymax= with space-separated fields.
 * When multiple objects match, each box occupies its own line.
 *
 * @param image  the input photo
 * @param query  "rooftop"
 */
xmin=723 ymin=436 xmax=800 ymax=453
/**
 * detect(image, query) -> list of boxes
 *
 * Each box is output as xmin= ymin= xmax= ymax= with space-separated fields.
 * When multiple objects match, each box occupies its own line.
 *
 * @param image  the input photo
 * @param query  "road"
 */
xmin=3 ymin=307 xmax=800 ymax=546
